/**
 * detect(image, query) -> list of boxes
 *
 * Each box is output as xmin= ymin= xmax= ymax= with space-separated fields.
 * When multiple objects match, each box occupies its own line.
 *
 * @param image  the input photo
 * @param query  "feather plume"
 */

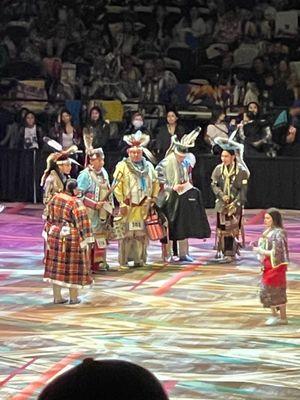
xmin=43 ymin=136 xmax=62 ymax=152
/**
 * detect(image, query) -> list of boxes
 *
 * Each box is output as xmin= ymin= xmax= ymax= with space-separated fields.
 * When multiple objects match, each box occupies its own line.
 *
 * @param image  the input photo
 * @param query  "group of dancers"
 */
xmin=40 ymin=122 xmax=289 ymax=326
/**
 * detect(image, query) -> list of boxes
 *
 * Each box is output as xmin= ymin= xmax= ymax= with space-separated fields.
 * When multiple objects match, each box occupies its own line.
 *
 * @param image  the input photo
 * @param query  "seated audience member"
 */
xmin=38 ymin=358 xmax=169 ymax=400
xmin=243 ymin=82 xmax=260 ymax=107
xmin=121 ymin=55 xmax=141 ymax=82
xmin=118 ymin=69 xmax=141 ymax=100
xmin=213 ymin=10 xmax=241 ymax=44
xmin=115 ymin=20 xmax=139 ymax=57
xmin=250 ymin=57 xmax=269 ymax=91
xmin=173 ymin=6 xmax=206 ymax=47
xmin=205 ymin=106 xmax=229 ymax=152
xmin=261 ymin=72 xmax=294 ymax=109
xmin=154 ymin=58 xmax=178 ymax=102
xmin=238 ymin=102 xmax=276 ymax=157
xmin=138 ymin=61 xmax=162 ymax=119
xmin=273 ymin=100 xmax=300 ymax=157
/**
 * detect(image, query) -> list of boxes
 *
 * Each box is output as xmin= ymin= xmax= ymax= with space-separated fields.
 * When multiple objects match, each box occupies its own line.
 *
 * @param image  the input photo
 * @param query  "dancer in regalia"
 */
xmin=43 ymin=179 xmax=93 ymax=304
xmin=113 ymin=131 xmax=159 ymax=271
xmin=211 ymin=137 xmax=250 ymax=262
xmin=77 ymin=148 xmax=114 ymax=273
xmin=254 ymin=208 xmax=289 ymax=326
xmin=156 ymin=128 xmax=211 ymax=262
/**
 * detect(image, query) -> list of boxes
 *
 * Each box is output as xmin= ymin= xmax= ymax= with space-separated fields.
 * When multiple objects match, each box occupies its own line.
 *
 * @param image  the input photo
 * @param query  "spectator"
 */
xmin=2 ymin=108 xmax=45 ymax=151
xmin=243 ymin=82 xmax=260 ymax=106
xmin=273 ymin=100 xmax=300 ymax=156
xmin=67 ymin=8 xmax=87 ymax=42
xmin=0 ymin=107 xmax=28 ymax=149
xmin=155 ymin=58 xmax=178 ymax=103
xmin=83 ymin=106 xmax=110 ymax=152
xmin=173 ymin=6 xmax=206 ymax=48
xmin=262 ymin=72 xmax=294 ymax=109
xmin=274 ymin=59 xmax=299 ymax=99
xmin=20 ymin=110 xmax=44 ymax=149
xmin=205 ymin=106 xmax=229 ymax=152
xmin=38 ymin=358 xmax=169 ymax=400
xmin=155 ymin=109 xmax=186 ymax=159
xmin=213 ymin=10 xmax=242 ymax=44
xmin=138 ymin=25 xmax=161 ymax=57
xmin=251 ymin=57 xmax=270 ymax=91
xmin=48 ymin=81 xmax=73 ymax=102
xmin=84 ymin=20 xmax=113 ymax=61
xmin=260 ymin=6 xmax=276 ymax=39
xmin=121 ymin=55 xmax=141 ymax=82
xmin=46 ymin=23 xmax=68 ymax=58
xmin=118 ymin=69 xmax=140 ymax=100
xmin=138 ymin=60 xmax=161 ymax=118
xmin=268 ymin=41 xmax=289 ymax=66
xmin=19 ymin=30 xmax=43 ymax=66
xmin=122 ymin=111 xmax=150 ymax=138
xmin=50 ymin=108 xmax=82 ymax=150
xmin=1 ymin=33 xmax=17 ymax=60
xmin=240 ymin=102 xmax=275 ymax=157
xmin=115 ymin=20 xmax=139 ymax=56
xmin=150 ymin=5 xmax=172 ymax=49
xmin=219 ymin=52 xmax=234 ymax=83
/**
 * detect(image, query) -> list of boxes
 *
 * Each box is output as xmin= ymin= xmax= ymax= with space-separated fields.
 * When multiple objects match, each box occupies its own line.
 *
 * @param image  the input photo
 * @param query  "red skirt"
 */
xmin=262 ymin=257 xmax=287 ymax=287
xmin=260 ymin=257 xmax=287 ymax=308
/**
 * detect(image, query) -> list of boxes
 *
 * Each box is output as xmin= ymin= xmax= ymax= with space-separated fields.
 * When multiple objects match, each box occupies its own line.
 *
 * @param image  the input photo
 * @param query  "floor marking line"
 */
xmin=129 ymin=270 xmax=160 ymax=291
xmin=10 ymin=352 xmax=82 ymax=400
xmin=154 ymin=264 xmax=200 ymax=296
xmin=0 ymin=357 xmax=38 ymax=388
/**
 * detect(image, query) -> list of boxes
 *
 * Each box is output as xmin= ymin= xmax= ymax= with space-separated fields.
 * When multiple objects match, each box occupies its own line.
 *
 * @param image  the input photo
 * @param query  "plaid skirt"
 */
xmin=44 ymin=226 xmax=92 ymax=289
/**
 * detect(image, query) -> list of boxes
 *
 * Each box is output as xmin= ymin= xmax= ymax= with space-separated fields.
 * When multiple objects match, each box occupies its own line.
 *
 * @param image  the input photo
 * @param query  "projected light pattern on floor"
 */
xmin=0 ymin=204 xmax=300 ymax=399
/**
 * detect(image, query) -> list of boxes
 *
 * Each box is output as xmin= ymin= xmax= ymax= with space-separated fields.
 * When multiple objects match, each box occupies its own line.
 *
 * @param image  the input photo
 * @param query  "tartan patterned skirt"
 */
xmin=44 ymin=226 xmax=93 ymax=289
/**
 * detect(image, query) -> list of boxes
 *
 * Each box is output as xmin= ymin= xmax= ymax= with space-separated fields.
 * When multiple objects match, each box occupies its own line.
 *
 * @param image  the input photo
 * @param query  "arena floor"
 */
xmin=0 ymin=204 xmax=300 ymax=400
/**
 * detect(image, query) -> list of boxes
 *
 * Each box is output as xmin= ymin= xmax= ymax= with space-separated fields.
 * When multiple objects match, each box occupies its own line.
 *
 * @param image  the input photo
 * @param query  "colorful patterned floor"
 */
xmin=0 ymin=204 xmax=300 ymax=400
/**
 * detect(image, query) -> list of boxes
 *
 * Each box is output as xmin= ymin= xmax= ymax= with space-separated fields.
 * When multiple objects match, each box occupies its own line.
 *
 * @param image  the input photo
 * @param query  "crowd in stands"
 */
xmin=1 ymin=0 xmax=300 ymax=157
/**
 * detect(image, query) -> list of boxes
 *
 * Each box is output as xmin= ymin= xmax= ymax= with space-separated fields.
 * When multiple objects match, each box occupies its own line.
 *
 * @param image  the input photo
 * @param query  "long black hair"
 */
xmin=211 ymin=106 xmax=225 ymax=124
xmin=266 ymin=208 xmax=284 ymax=229
xmin=65 ymin=178 xmax=78 ymax=195
xmin=88 ymin=106 xmax=104 ymax=123
xmin=59 ymin=108 xmax=72 ymax=130
xmin=23 ymin=111 xmax=36 ymax=127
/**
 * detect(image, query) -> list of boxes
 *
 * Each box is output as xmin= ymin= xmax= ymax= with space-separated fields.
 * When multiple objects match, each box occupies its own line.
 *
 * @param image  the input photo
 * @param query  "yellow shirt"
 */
xmin=113 ymin=158 xmax=159 ymax=223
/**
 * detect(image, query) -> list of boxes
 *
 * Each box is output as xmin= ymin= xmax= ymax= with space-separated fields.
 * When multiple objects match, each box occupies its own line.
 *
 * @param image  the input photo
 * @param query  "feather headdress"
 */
xmin=165 ymin=127 xmax=201 ymax=157
xmin=43 ymin=136 xmax=82 ymax=166
xmin=123 ymin=130 xmax=156 ymax=164
xmin=214 ymin=136 xmax=250 ymax=177
xmin=40 ymin=138 xmax=82 ymax=186
xmin=88 ymin=147 xmax=105 ymax=160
